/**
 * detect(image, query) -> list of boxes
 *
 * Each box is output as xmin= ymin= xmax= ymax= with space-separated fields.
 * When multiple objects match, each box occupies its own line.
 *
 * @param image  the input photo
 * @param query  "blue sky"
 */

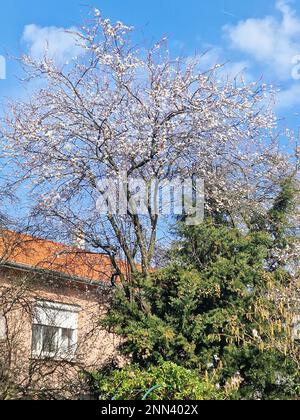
xmin=1 ymin=0 xmax=300 ymax=130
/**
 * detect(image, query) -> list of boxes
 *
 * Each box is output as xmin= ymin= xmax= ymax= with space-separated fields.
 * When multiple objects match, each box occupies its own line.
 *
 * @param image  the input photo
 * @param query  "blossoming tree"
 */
xmin=0 ymin=9 xmax=296 ymax=282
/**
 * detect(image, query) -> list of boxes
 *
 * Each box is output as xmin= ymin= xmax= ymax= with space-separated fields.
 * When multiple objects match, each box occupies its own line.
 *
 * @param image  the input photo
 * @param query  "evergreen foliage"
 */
xmin=96 ymin=178 xmax=300 ymax=400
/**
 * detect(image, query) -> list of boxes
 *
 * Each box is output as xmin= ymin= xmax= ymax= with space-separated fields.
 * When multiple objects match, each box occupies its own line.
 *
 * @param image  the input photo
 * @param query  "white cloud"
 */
xmin=276 ymin=83 xmax=300 ymax=109
xmin=221 ymin=59 xmax=251 ymax=81
xmin=0 ymin=55 xmax=6 ymax=80
xmin=224 ymin=0 xmax=300 ymax=81
xmin=22 ymin=24 xmax=82 ymax=64
xmin=190 ymin=47 xmax=252 ymax=82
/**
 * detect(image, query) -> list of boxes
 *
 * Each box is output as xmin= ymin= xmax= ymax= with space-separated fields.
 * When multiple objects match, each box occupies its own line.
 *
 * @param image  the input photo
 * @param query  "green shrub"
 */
xmin=93 ymin=362 xmax=225 ymax=400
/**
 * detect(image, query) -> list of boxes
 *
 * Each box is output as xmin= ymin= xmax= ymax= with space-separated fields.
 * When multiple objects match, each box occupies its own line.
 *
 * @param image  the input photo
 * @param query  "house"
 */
xmin=0 ymin=230 xmax=124 ymax=399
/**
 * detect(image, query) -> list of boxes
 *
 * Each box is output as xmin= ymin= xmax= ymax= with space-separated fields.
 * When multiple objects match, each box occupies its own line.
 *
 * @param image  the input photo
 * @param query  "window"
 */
xmin=0 ymin=314 xmax=7 ymax=341
xmin=32 ymin=301 xmax=80 ymax=360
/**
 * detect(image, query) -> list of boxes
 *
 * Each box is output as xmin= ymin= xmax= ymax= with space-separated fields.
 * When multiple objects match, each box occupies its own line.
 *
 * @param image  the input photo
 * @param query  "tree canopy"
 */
xmin=1 ymin=9 xmax=295 ymax=280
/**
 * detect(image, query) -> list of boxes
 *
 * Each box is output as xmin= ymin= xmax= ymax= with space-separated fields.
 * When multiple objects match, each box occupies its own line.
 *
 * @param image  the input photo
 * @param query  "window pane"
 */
xmin=42 ymin=326 xmax=59 ymax=354
xmin=61 ymin=328 xmax=74 ymax=354
xmin=32 ymin=324 xmax=42 ymax=353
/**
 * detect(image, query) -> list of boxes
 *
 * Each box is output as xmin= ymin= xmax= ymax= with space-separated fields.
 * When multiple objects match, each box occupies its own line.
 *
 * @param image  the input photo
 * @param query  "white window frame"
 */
xmin=32 ymin=300 xmax=80 ymax=360
xmin=0 ymin=314 xmax=7 ymax=341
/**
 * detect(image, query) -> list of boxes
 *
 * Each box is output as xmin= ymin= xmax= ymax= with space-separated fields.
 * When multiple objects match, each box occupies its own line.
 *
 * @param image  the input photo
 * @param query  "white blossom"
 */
xmin=0 ymin=9 xmax=297 ymax=276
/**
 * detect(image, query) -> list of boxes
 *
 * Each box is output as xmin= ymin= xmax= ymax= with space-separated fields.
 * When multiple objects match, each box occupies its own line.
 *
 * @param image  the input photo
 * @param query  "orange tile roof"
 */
xmin=0 ymin=231 xmax=124 ymax=283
